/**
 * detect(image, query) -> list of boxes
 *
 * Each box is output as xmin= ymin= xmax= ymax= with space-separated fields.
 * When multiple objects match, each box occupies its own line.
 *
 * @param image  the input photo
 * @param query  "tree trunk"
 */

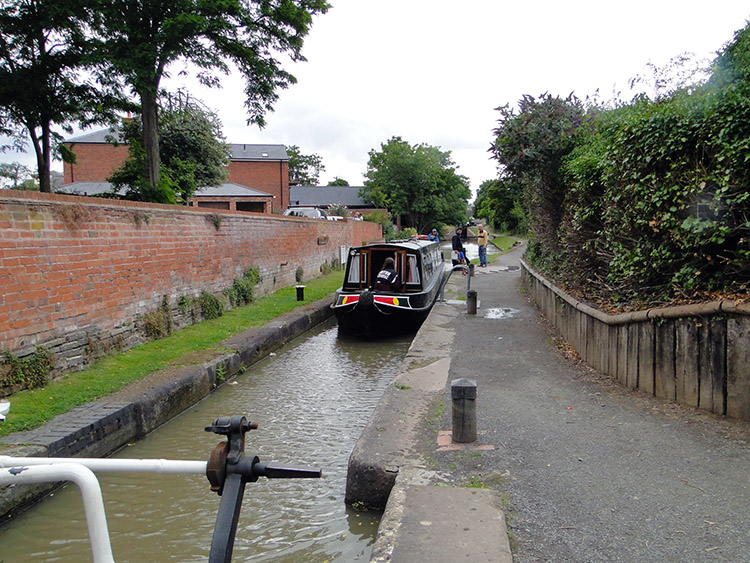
xmin=28 ymin=121 xmax=51 ymax=193
xmin=141 ymin=90 xmax=160 ymax=188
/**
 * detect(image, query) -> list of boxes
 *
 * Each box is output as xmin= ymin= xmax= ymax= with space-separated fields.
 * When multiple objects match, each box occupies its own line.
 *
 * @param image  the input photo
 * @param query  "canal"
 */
xmin=0 ymin=319 xmax=413 ymax=562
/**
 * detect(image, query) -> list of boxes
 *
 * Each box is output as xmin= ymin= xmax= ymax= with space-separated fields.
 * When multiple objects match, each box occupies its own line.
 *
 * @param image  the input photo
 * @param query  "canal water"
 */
xmin=0 ymin=319 xmax=412 ymax=562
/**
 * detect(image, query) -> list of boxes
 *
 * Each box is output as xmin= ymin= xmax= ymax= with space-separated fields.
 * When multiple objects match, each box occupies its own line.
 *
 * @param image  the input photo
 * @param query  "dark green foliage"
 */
xmin=363 ymin=209 xmax=395 ymax=240
xmin=287 ymin=144 xmax=325 ymax=185
xmin=1 ymin=347 xmax=54 ymax=392
xmin=295 ymin=266 xmax=304 ymax=283
xmin=139 ymin=296 xmax=173 ymax=339
xmin=361 ymin=136 xmax=471 ymax=233
xmin=490 ymin=23 xmax=750 ymax=306
xmin=474 ymin=178 xmax=527 ymax=234
xmin=491 ymin=94 xmax=587 ymax=259
xmin=223 ymin=266 xmax=261 ymax=307
xmin=108 ymin=101 xmax=229 ymax=203
xmin=197 ymin=291 xmax=224 ymax=320
xmin=0 ymin=0 xmax=128 ymax=193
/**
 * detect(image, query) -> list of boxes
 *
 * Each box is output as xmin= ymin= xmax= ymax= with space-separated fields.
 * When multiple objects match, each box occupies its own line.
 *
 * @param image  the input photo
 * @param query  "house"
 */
xmin=61 ymin=128 xmax=289 ymax=213
xmin=289 ymin=186 xmax=381 ymax=217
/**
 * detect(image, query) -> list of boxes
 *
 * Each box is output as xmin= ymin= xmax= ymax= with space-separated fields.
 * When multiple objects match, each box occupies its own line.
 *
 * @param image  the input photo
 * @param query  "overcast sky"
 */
xmin=3 ymin=1 xmax=749 ymax=197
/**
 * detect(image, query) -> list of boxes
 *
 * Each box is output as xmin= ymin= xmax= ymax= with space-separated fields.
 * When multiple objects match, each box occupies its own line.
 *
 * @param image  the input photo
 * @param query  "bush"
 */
xmin=197 ymin=291 xmax=224 ymax=320
xmin=1 ymin=347 xmax=54 ymax=393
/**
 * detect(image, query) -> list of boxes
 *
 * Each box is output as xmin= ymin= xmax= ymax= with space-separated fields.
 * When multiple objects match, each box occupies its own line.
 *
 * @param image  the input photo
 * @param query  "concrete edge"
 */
xmin=344 ymin=301 xmax=456 ymax=509
xmin=0 ymin=296 xmax=335 ymax=520
xmin=345 ymin=291 xmax=513 ymax=562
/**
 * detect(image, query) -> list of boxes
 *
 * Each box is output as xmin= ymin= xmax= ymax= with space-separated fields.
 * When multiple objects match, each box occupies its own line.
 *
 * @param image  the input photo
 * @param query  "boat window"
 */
xmin=407 ymin=254 xmax=420 ymax=284
xmin=347 ymin=254 xmax=360 ymax=283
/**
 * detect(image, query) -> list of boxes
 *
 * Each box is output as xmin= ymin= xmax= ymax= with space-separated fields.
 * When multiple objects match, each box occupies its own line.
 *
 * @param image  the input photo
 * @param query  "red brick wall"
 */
xmin=63 ymin=143 xmax=130 ymax=184
xmin=227 ymin=160 xmax=289 ymax=212
xmin=0 ymin=190 xmax=381 ymax=372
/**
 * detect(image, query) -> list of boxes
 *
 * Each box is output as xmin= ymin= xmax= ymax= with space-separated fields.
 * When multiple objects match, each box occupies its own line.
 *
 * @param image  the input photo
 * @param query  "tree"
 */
xmin=490 ymin=94 xmax=586 ymax=255
xmin=0 ymin=0 xmax=126 ymax=193
xmin=0 ymin=161 xmax=34 ymax=189
xmin=108 ymin=94 xmax=229 ymax=203
xmin=286 ymin=144 xmax=325 ymax=185
xmin=474 ymin=178 xmax=526 ymax=234
xmin=89 ymin=0 xmax=329 ymax=193
xmin=361 ymin=136 xmax=471 ymax=234
xmin=327 ymin=176 xmax=349 ymax=186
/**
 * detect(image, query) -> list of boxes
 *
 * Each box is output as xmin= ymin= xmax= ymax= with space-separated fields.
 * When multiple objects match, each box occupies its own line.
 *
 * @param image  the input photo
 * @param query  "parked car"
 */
xmin=283 ymin=207 xmax=328 ymax=219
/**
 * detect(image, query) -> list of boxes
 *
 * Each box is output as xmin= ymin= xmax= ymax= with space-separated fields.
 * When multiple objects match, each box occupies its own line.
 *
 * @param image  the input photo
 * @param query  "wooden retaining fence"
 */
xmin=520 ymin=259 xmax=750 ymax=421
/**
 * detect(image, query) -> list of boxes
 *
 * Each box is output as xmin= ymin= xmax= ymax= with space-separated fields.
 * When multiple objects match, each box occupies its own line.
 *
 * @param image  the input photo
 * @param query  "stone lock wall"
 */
xmin=0 ymin=190 xmax=381 ymax=375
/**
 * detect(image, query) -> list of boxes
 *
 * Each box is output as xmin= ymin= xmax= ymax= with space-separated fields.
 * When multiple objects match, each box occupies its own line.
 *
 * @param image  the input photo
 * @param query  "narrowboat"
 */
xmin=332 ymin=238 xmax=447 ymax=339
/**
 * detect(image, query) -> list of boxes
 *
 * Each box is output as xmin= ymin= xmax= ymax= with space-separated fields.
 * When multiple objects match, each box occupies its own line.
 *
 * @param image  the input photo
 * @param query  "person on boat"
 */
xmin=428 ymin=228 xmax=439 ymax=241
xmin=374 ymin=257 xmax=400 ymax=291
xmin=451 ymin=227 xmax=467 ymax=274
xmin=476 ymin=224 xmax=488 ymax=267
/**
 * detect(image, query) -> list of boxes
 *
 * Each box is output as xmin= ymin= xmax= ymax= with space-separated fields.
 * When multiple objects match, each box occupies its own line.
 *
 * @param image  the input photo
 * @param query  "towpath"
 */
xmin=420 ymin=242 xmax=749 ymax=561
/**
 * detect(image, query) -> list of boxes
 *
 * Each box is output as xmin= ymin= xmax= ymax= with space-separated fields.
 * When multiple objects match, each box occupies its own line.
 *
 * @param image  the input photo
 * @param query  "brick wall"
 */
xmin=0 ymin=190 xmax=381 ymax=373
xmin=63 ymin=143 xmax=130 ymax=184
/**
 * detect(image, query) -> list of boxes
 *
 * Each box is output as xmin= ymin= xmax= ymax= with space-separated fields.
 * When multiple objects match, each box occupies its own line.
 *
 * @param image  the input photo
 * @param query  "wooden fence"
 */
xmin=521 ymin=260 xmax=750 ymax=421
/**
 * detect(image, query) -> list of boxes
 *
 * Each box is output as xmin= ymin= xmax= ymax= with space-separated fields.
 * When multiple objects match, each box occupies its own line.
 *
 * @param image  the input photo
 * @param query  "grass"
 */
xmin=0 ymin=271 xmax=343 ymax=438
xmin=467 ymin=233 xmax=518 ymax=265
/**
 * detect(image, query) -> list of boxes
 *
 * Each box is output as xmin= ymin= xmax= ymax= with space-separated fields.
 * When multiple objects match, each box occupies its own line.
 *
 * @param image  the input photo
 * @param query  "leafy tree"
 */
xmin=90 ymin=0 xmax=329 ymax=190
xmin=108 ymin=95 xmax=229 ymax=203
xmin=0 ymin=161 xmax=34 ymax=189
xmin=0 ymin=0 xmax=126 ymax=193
xmin=474 ymin=178 xmax=526 ymax=234
xmin=287 ymin=144 xmax=325 ymax=185
xmin=490 ymin=94 xmax=587 ymax=261
xmin=361 ymin=136 xmax=471 ymax=234
xmin=327 ymin=176 xmax=349 ymax=186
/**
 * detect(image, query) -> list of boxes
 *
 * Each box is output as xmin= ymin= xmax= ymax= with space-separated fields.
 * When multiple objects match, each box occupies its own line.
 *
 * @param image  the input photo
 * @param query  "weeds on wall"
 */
xmin=206 ymin=213 xmax=222 ymax=231
xmin=133 ymin=211 xmax=151 ymax=228
xmin=1 ymin=347 xmax=54 ymax=396
xmin=139 ymin=296 xmax=173 ymax=339
xmin=223 ymin=266 xmax=262 ymax=307
xmin=55 ymin=204 xmax=93 ymax=230
xmin=197 ymin=291 xmax=225 ymax=319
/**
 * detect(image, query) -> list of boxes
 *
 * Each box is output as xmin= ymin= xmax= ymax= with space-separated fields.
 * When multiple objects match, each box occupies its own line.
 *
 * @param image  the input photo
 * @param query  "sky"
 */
xmin=2 ymin=1 xmax=750 ymax=197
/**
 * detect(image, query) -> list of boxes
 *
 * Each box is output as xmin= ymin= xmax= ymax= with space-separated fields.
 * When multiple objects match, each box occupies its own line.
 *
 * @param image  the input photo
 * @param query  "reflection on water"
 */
xmin=0 ymin=319 xmax=411 ymax=562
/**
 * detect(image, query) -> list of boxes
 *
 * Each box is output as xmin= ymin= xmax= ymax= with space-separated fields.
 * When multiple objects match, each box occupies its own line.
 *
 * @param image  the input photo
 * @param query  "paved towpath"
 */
xmin=425 ymin=243 xmax=749 ymax=562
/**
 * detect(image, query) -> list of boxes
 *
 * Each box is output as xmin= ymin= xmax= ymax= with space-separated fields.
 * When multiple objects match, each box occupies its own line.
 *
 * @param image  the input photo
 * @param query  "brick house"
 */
xmin=61 ymin=128 xmax=289 ymax=213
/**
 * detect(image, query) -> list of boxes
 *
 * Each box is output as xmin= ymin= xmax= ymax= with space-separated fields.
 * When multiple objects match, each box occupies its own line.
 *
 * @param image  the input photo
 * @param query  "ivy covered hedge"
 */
xmin=490 ymin=23 xmax=750 ymax=307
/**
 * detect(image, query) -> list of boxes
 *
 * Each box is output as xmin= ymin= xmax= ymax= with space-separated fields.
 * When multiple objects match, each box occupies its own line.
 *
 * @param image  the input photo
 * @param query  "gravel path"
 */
xmin=430 ymin=244 xmax=749 ymax=562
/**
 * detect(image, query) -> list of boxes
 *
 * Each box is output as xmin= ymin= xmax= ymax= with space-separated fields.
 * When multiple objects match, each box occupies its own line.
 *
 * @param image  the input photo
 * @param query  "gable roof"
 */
xmin=65 ymin=128 xmax=127 ymax=144
xmin=229 ymin=144 xmax=287 ymax=161
xmin=290 ymin=186 xmax=372 ymax=208
xmin=65 ymin=128 xmax=287 ymax=161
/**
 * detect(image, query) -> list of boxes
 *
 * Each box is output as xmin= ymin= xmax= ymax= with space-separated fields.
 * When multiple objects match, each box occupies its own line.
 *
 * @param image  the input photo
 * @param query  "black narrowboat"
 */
xmin=332 ymin=238 xmax=447 ymax=339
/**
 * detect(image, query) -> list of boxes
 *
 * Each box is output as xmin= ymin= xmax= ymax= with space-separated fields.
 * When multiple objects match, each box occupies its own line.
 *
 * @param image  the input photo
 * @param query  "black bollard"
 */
xmin=467 ymin=290 xmax=477 ymax=315
xmin=451 ymin=378 xmax=477 ymax=443
xmin=295 ymin=285 xmax=305 ymax=301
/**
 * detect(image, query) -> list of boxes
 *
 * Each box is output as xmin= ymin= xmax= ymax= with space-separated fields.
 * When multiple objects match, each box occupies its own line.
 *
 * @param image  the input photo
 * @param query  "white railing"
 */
xmin=0 ymin=457 xmax=208 ymax=563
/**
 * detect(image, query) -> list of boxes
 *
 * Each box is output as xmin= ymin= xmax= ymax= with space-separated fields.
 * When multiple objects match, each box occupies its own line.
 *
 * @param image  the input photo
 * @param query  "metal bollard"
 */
xmin=295 ymin=285 xmax=305 ymax=301
xmin=451 ymin=378 xmax=477 ymax=443
xmin=469 ymin=263 xmax=475 ymax=277
xmin=467 ymin=290 xmax=477 ymax=315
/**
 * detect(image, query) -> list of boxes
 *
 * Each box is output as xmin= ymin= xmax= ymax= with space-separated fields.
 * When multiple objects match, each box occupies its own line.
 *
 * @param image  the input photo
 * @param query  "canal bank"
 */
xmin=354 ymin=241 xmax=750 ymax=562
xmin=0 ymin=298 xmax=334 ymax=521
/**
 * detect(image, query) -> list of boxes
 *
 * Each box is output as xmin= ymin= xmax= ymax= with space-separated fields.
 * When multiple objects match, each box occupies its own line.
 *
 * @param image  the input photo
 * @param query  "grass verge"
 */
xmin=0 ymin=272 xmax=343 ymax=438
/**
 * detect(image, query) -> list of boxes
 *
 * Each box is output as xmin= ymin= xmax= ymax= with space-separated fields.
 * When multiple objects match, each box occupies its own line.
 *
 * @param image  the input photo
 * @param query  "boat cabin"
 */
xmin=341 ymin=240 xmax=444 ymax=293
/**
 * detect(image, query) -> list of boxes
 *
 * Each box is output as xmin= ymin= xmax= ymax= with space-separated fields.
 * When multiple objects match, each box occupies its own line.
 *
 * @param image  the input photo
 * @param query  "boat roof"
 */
xmin=352 ymin=238 xmax=440 ymax=252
